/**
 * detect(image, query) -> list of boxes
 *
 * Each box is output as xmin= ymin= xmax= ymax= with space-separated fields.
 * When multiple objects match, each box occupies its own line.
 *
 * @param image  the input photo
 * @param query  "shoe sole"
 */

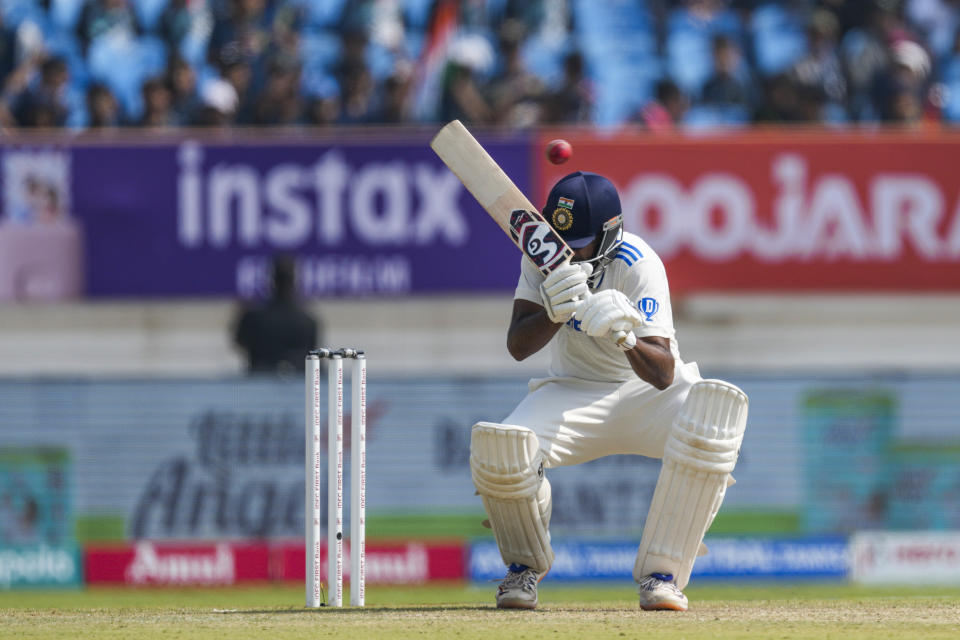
xmin=640 ymin=602 xmax=687 ymax=612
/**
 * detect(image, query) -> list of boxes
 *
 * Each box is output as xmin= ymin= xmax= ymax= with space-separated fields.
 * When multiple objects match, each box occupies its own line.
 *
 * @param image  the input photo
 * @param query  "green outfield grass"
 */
xmin=3 ymin=582 xmax=959 ymax=640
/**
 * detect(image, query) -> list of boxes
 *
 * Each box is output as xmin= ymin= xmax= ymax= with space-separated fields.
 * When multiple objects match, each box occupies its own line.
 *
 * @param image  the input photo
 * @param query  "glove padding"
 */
xmin=539 ymin=262 xmax=592 ymax=324
xmin=578 ymin=289 xmax=644 ymax=343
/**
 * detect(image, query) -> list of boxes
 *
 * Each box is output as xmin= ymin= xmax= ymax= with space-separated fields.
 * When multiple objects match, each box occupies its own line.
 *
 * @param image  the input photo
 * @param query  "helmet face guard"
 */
xmin=577 ymin=214 xmax=623 ymax=287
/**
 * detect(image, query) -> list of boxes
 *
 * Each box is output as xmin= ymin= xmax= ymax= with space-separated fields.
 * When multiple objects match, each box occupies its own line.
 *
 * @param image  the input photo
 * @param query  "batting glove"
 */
xmin=578 ymin=289 xmax=644 ymax=340
xmin=539 ymin=262 xmax=592 ymax=324
xmin=614 ymin=329 xmax=638 ymax=351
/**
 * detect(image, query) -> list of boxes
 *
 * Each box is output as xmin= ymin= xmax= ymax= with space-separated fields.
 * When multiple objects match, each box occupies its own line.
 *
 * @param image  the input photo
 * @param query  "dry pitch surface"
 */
xmin=3 ymin=583 xmax=959 ymax=640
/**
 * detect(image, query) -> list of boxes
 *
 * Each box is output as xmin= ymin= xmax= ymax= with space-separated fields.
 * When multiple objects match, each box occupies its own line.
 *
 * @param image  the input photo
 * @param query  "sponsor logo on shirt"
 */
xmin=638 ymin=297 xmax=659 ymax=322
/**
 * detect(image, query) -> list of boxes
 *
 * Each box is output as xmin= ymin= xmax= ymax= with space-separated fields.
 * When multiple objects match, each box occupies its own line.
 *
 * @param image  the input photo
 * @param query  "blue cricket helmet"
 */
xmin=542 ymin=172 xmax=624 ymax=280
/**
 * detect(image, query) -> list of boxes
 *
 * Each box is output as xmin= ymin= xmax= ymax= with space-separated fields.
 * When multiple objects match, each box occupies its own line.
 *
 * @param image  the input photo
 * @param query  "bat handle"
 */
xmin=577 ymin=290 xmax=630 ymax=347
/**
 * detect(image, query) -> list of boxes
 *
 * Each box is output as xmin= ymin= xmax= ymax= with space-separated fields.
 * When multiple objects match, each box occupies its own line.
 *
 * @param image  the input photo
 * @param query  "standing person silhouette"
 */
xmin=234 ymin=255 xmax=321 ymax=374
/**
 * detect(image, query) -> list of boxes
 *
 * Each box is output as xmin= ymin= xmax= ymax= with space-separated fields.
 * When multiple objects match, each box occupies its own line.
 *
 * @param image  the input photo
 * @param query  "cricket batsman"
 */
xmin=470 ymin=171 xmax=749 ymax=610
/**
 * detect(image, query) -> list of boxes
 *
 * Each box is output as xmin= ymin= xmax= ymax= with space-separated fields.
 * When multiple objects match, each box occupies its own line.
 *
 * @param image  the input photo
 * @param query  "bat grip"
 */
xmin=577 ymin=290 xmax=630 ymax=346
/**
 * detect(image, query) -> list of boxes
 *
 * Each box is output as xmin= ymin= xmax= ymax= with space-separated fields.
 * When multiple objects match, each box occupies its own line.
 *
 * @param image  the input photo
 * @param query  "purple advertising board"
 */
xmin=0 ymin=134 xmax=532 ymax=300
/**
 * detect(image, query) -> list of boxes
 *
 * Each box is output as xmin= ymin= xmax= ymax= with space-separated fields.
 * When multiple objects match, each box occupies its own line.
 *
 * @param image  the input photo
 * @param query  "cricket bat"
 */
xmin=430 ymin=119 xmax=572 ymax=276
xmin=430 ymin=120 xmax=627 ymax=344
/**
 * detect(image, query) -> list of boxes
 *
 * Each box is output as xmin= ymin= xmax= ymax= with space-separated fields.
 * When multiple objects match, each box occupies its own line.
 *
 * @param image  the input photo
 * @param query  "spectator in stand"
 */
xmin=486 ymin=20 xmax=546 ymax=128
xmin=339 ymin=0 xmax=406 ymax=55
xmin=372 ymin=62 xmax=413 ymax=124
xmin=338 ymin=60 xmax=376 ymax=123
xmin=13 ymin=57 xmax=71 ymax=127
xmin=158 ymin=0 xmax=194 ymax=49
xmin=500 ymin=0 xmax=554 ymax=33
xmin=76 ymin=0 xmax=141 ymax=53
xmin=438 ymin=32 xmax=495 ymax=125
xmin=633 ymin=79 xmax=689 ymax=132
xmin=821 ymin=0 xmax=870 ymax=34
xmin=265 ymin=2 xmax=305 ymax=71
xmin=86 ymin=83 xmax=122 ymax=128
xmin=252 ymin=54 xmax=303 ymax=125
xmin=138 ymin=77 xmax=176 ymax=128
xmin=208 ymin=0 xmax=272 ymax=68
xmin=701 ymin=35 xmax=751 ymax=109
xmin=540 ymin=51 xmax=593 ymax=124
xmin=753 ymin=73 xmax=801 ymax=123
xmin=159 ymin=0 xmax=215 ymax=67
xmin=167 ymin=56 xmax=200 ymax=126
xmin=334 ymin=30 xmax=377 ymax=124
xmin=214 ymin=42 xmax=256 ymax=124
xmin=887 ymin=84 xmax=925 ymax=122
xmin=0 ymin=24 xmax=45 ymax=129
xmin=0 ymin=14 xmax=17 ymax=83
xmin=439 ymin=59 xmax=493 ymax=124
xmin=843 ymin=2 xmax=913 ymax=122
xmin=194 ymin=77 xmax=238 ymax=127
xmin=877 ymin=39 xmax=933 ymax=122
xmin=791 ymin=9 xmax=846 ymax=114
xmin=338 ymin=27 xmax=369 ymax=73
xmin=208 ymin=0 xmax=273 ymax=123
xmin=794 ymin=82 xmax=828 ymax=122
xmin=306 ymin=89 xmax=342 ymax=127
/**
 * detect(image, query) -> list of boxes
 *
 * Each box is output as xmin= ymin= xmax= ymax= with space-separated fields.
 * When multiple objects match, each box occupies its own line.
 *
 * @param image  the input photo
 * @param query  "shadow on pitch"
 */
xmin=222 ymin=605 xmax=495 ymax=614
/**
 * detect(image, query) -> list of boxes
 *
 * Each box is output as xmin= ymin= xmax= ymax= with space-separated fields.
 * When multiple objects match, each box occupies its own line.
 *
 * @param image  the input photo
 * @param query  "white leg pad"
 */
xmin=470 ymin=422 xmax=554 ymax=573
xmin=633 ymin=379 xmax=748 ymax=589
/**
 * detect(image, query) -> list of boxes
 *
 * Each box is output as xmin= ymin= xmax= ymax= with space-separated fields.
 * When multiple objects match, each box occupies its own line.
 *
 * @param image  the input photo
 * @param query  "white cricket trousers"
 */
xmin=503 ymin=360 xmax=702 ymax=468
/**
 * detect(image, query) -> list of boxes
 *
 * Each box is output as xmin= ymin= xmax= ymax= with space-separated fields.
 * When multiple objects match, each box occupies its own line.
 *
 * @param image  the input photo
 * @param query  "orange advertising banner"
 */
xmin=534 ymin=131 xmax=960 ymax=294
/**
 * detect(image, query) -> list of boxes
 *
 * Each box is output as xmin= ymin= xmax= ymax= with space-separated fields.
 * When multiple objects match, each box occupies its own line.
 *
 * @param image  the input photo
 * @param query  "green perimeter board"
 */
xmin=365 ymin=508 xmax=800 ymax=538
xmin=75 ymin=508 xmax=800 ymax=543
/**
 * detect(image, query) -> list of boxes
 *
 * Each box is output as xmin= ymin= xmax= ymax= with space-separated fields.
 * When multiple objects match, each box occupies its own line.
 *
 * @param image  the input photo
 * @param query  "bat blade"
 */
xmin=430 ymin=120 xmax=573 ymax=275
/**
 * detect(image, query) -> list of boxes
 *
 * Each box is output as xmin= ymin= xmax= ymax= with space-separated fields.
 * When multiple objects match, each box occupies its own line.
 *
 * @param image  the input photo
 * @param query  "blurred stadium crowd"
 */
xmin=1 ymin=0 xmax=959 ymax=131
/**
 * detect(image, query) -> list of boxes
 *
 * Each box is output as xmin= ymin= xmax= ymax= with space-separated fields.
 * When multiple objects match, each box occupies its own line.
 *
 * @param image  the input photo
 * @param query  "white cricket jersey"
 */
xmin=514 ymin=231 xmax=680 ymax=383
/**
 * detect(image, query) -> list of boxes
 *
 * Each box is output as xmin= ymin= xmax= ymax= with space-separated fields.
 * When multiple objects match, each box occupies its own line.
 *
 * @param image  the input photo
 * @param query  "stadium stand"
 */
xmin=0 ymin=0 xmax=956 ymax=130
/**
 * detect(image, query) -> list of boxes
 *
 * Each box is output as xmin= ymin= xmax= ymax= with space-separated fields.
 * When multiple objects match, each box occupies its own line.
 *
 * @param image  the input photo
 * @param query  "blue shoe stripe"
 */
xmin=650 ymin=572 xmax=673 ymax=581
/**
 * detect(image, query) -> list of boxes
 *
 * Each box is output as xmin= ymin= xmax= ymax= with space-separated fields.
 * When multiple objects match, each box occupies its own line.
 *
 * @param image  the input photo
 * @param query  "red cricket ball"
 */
xmin=546 ymin=139 xmax=573 ymax=165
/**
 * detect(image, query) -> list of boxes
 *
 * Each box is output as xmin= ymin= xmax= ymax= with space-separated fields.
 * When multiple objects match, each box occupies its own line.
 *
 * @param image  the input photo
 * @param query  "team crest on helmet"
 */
xmin=552 ymin=207 xmax=573 ymax=231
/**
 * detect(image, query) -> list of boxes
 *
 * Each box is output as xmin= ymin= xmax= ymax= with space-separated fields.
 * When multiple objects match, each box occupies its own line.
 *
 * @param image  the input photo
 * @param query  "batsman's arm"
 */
xmin=624 ymin=337 xmax=675 ymax=390
xmin=507 ymin=299 xmax=563 ymax=361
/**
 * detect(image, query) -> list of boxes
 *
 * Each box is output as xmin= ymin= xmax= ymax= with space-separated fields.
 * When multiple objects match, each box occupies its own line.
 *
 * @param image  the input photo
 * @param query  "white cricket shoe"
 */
xmin=637 ymin=572 xmax=688 ymax=611
xmin=496 ymin=564 xmax=541 ymax=609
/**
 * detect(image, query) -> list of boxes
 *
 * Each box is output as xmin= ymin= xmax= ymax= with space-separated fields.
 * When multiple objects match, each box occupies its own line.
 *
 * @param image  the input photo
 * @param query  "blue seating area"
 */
xmin=573 ymin=0 xmax=659 ymax=126
xmin=750 ymin=3 xmax=808 ymax=76
xmin=0 ymin=0 xmax=958 ymax=129
xmin=942 ymin=57 xmax=960 ymax=122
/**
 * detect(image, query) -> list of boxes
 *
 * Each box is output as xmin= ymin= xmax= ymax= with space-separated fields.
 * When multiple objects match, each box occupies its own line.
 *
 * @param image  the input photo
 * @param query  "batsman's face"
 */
xmin=570 ymin=239 xmax=598 ymax=263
